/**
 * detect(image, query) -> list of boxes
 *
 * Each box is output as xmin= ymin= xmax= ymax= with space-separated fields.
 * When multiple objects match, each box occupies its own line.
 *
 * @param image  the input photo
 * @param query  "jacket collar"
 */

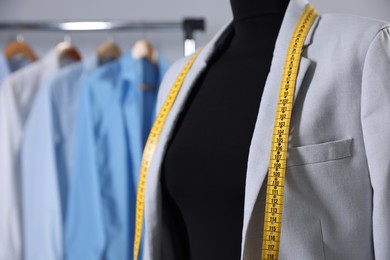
xmin=190 ymin=0 xmax=320 ymax=108
xmin=195 ymin=0 xmax=319 ymax=65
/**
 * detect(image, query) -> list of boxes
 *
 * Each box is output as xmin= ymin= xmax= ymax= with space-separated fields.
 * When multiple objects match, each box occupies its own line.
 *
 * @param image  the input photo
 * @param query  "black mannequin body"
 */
xmin=161 ymin=0 xmax=289 ymax=259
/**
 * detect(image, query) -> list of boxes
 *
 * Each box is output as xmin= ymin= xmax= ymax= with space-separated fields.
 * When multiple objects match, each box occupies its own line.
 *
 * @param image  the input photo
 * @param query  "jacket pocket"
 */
xmin=286 ymin=138 xmax=353 ymax=168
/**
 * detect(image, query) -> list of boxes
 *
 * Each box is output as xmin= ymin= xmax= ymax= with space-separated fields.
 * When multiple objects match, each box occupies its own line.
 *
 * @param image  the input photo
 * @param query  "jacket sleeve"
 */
xmin=361 ymin=25 xmax=390 ymax=260
xmin=65 ymin=81 xmax=105 ymax=260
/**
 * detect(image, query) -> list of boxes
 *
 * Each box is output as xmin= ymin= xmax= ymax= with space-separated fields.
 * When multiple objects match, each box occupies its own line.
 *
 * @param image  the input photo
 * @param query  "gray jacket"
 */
xmin=143 ymin=0 xmax=390 ymax=259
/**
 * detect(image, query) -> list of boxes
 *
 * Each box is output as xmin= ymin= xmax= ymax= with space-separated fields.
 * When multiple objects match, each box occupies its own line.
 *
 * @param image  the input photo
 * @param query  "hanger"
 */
xmin=131 ymin=39 xmax=158 ymax=65
xmin=97 ymin=37 xmax=122 ymax=65
xmin=4 ymin=34 xmax=38 ymax=62
xmin=56 ymin=35 xmax=81 ymax=62
xmin=132 ymin=38 xmax=159 ymax=91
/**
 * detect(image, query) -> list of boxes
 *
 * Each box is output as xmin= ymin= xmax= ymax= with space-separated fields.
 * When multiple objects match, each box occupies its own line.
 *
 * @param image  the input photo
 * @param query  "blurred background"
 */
xmin=0 ymin=0 xmax=389 ymax=260
xmin=0 ymin=0 xmax=390 ymax=62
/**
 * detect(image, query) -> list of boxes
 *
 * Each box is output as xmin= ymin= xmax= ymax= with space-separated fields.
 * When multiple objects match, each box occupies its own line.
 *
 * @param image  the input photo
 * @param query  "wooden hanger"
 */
xmin=56 ymin=36 xmax=81 ymax=62
xmin=132 ymin=39 xmax=159 ymax=90
xmin=131 ymin=39 xmax=158 ymax=65
xmin=97 ymin=40 xmax=121 ymax=64
xmin=4 ymin=35 xmax=37 ymax=62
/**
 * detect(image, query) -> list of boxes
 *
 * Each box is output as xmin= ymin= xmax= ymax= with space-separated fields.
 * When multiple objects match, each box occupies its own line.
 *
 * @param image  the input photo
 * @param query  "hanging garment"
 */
xmin=20 ymin=55 xmax=97 ymax=260
xmin=142 ymin=0 xmax=390 ymax=259
xmin=65 ymin=51 xmax=168 ymax=260
xmin=0 ymin=49 xmax=63 ymax=260
xmin=0 ymin=53 xmax=31 ymax=85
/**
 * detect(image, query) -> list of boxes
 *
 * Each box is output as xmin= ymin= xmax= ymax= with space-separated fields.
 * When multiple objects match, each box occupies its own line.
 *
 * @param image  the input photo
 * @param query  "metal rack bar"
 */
xmin=0 ymin=18 xmax=206 ymax=55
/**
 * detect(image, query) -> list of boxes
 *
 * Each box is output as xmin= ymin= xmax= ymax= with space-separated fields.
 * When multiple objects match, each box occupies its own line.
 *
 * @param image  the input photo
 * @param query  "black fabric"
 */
xmin=160 ymin=1 xmax=289 ymax=259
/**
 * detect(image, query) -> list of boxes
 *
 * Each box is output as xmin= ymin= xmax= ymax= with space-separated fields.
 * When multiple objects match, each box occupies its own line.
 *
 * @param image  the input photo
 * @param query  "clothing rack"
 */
xmin=0 ymin=18 xmax=206 ymax=56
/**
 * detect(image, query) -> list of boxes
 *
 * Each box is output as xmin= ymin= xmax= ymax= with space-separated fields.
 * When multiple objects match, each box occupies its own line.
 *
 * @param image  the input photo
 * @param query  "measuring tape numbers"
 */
xmin=261 ymin=5 xmax=318 ymax=260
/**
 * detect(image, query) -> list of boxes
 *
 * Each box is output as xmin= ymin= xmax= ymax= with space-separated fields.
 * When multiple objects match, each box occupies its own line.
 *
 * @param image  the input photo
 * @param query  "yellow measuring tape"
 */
xmin=134 ymin=4 xmax=318 ymax=260
xmin=133 ymin=49 xmax=202 ymax=260
xmin=261 ymin=5 xmax=317 ymax=260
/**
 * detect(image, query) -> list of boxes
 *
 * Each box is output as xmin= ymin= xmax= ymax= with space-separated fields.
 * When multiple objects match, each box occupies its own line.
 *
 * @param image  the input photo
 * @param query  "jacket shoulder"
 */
xmin=310 ymin=13 xmax=390 ymax=65
xmin=320 ymin=13 xmax=390 ymax=39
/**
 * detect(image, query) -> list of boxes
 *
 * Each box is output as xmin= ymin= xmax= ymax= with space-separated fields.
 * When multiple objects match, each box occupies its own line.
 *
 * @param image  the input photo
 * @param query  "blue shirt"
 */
xmin=65 ymin=51 xmax=169 ymax=260
xmin=21 ymin=55 xmax=97 ymax=260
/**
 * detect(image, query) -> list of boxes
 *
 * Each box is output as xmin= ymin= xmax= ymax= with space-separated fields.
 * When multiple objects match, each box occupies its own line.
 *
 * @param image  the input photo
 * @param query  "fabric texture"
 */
xmin=65 ymin=51 xmax=168 ymax=260
xmin=20 ymin=55 xmax=97 ymax=260
xmin=143 ymin=0 xmax=390 ymax=259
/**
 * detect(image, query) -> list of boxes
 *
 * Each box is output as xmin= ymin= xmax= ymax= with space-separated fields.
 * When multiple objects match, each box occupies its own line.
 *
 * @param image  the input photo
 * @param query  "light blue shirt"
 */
xmin=65 ymin=51 xmax=169 ymax=260
xmin=21 ymin=55 xmax=97 ymax=260
xmin=0 ymin=49 xmax=62 ymax=260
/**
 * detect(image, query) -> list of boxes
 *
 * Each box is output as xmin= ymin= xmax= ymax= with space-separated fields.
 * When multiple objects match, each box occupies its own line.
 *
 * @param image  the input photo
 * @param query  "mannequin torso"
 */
xmin=161 ymin=1 xmax=289 ymax=259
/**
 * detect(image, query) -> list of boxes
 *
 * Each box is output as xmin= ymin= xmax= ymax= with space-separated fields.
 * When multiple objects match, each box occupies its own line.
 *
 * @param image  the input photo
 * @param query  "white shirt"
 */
xmin=21 ymin=55 xmax=97 ymax=260
xmin=0 ymin=50 xmax=61 ymax=260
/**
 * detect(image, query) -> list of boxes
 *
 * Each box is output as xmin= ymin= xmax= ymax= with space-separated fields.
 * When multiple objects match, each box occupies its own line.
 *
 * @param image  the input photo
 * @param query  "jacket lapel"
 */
xmin=294 ymin=56 xmax=312 ymax=107
xmin=240 ymin=0 xmax=320 ymax=259
xmin=144 ymin=21 xmax=233 ymax=259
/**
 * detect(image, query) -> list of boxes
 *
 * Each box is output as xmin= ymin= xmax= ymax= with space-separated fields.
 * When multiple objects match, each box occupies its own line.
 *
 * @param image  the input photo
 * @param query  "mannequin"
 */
xmin=161 ymin=0 xmax=289 ymax=259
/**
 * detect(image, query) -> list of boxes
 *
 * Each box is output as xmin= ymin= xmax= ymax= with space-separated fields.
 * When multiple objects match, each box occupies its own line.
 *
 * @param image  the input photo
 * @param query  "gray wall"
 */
xmin=0 ymin=0 xmax=389 ymax=62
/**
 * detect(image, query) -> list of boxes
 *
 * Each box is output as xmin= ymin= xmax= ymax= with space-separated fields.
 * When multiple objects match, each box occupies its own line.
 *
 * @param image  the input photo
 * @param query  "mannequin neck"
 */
xmin=223 ymin=0 xmax=288 ymax=55
xmin=230 ymin=0 xmax=289 ymax=21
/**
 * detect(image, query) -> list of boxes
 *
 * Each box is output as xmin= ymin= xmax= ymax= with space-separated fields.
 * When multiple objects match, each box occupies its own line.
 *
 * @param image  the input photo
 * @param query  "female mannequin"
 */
xmin=161 ymin=0 xmax=290 ymax=259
